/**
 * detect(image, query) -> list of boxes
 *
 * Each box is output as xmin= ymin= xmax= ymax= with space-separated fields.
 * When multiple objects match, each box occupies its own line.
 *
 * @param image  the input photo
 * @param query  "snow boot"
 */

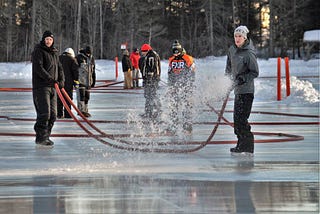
xmin=230 ymin=135 xmax=254 ymax=155
xmin=36 ymin=139 xmax=54 ymax=146
xmin=83 ymin=104 xmax=91 ymax=117
xmin=35 ymin=127 xmax=53 ymax=146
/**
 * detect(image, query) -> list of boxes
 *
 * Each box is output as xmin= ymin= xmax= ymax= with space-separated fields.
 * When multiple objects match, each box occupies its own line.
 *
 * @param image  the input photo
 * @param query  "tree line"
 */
xmin=0 ymin=0 xmax=319 ymax=62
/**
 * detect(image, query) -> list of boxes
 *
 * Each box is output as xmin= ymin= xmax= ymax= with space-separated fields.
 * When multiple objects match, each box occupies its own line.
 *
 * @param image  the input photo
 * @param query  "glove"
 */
xmin=235 ymin=75 xmax=246 ymax=85
xmin=48 ymin=78 xmax=55 ymax=85
xmin=73 ymin=80 xmax=80 ymax=89
xmin=58 ymin=81 xmax=64 ymax=89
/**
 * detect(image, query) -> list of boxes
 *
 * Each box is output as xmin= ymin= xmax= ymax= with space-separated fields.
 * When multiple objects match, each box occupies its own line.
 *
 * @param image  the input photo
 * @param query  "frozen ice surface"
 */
xmin=0 ymin=73 xmax=319 ymax=213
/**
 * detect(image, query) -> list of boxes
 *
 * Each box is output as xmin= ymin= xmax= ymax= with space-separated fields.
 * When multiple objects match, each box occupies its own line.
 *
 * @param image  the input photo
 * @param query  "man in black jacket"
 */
xmin=32 ymin=30 xmax=65 ymax=146
xmin=58 ymin=48 xmax=79 ymax=118
xmin=139 ymin=44 xmax=161 ymax=119
xmin=122 ymin=49 xmax=133 ymax=89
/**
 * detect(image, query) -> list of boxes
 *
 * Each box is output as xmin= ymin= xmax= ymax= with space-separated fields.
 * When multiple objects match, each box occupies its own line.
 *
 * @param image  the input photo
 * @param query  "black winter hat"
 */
xmin=85 ymin=46 xmax=92 ymax=55
xmin=172 ymin=40 xmax=182 ymax=54
xmin=42 ymin=30 xmax=54 ymax=41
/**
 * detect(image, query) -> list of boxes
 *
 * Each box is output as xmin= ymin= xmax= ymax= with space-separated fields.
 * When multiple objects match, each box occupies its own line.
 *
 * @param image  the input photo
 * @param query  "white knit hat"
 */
xmin=64 ymin=48 xmax=75 ymax=57
xmin=234 ymin=25 xmax=249 ymax=39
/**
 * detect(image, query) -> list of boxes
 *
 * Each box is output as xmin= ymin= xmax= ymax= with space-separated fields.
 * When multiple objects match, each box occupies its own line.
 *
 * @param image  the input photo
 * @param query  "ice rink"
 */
xmin=0 ymin=78 xmax=319 ymax=214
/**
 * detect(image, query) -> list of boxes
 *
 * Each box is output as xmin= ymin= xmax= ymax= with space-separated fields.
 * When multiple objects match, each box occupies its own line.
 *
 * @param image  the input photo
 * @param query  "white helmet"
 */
xmin=64 ymin=48 xmax=75 ymax=57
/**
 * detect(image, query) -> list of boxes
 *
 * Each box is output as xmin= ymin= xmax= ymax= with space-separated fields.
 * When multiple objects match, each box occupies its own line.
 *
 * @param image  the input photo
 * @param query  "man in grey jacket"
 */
xmin=225 ymin=25 xmax=259 ymax=155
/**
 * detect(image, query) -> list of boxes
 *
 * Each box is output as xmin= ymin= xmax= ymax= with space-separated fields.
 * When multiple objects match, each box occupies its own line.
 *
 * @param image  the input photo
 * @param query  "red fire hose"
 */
xmin=0 ymin=82 xmax=313 ymax=153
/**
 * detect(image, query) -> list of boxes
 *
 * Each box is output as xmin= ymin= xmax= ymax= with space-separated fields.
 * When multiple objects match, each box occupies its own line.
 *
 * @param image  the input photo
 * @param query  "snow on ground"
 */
xmin=0 ymin=57 xmax=318 ymax=106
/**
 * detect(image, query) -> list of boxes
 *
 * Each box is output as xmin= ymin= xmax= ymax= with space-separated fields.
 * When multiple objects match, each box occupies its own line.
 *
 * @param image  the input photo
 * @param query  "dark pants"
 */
xmin=76 ymin=86 xmax=91 ymax=113
xmin=233 ymin=93 xmax=254 ymax=151
xmin=33 ymin=87 xmax=57 ymax=142
xmin=78 ymin=87 xmax=90 ymax=103
xmin=57 ymin=86 xmax=73 ymax=117
xmin=144 ymin=80 xmax=161 ymax=118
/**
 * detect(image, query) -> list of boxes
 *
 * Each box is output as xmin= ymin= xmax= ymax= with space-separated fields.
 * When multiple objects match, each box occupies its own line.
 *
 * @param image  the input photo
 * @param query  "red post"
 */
xmin=284 ymin=57 xmax=290 ymax=97
xmin=115 ymin=57 xmax=118 ymax=80
xmin=277 ymin=57 xmax=281 ymax=101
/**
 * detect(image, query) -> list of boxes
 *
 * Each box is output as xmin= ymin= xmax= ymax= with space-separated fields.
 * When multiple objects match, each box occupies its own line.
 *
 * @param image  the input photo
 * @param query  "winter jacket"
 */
xmin=76 ymin=50 xmax=96 ymax=88
xmin=168 ymin=53 xmax=195 ymax=85
xmin=225 ymin=39 xmax=259 ymax=95
xmin=129 ymin=51 xmax=140 ymax=69
xmin=140 ymin=50 xmax=161 ymax=81
xmin=59 ymin=52 xmax=79 ymax=91
xmin=122 ymin=54 xmax=133 ymax=72
xmin=32 ymin=42 xmax=64 ymax=89
xmin=168 ymin=54 xmax=195 ymax=74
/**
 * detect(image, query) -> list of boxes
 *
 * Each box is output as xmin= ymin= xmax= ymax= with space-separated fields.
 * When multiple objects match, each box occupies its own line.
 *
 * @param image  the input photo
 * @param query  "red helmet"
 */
xmin=140 ymin=44 xmax=152 ymax=52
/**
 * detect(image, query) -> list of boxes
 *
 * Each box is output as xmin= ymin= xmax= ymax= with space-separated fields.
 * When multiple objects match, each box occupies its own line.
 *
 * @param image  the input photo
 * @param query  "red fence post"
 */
xmin=285 ymin=57 xmax=290 ymax=97
xmin=115 ymin=57 xmax=118 ymax=80
xmin=277 ymin=57 xmax=281 ymax=101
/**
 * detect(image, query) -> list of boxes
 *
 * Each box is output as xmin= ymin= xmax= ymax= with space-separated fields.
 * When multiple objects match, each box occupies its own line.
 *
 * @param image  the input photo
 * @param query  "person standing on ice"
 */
xmin=130 ymin=47 xmax=141 ymax=88
xmin=31 ymin=30 xmax=65 ymax=146
xmin=76 ymin=46 xmax=96 ymax=117
xmin=167 ymin=40 xmax=195 ymax=134
xmin=225 ymin=25 xmax=259 ymax=155
xmin=139 ymin=43 xmax=161 ymax=119
xmin=57 ymin=48 xmax=79 ymax=119
xmin=122 ymin=49 xmax=133 ymax=89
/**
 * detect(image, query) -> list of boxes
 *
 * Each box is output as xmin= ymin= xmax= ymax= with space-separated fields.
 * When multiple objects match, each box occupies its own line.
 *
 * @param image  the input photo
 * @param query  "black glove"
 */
xmin=48 ymin=78 xmax=55 ymax=85
xmin=58 ymin=81 xmax=64 ymax=89
xmin=235 ymin=75 xmax=246 ymax=85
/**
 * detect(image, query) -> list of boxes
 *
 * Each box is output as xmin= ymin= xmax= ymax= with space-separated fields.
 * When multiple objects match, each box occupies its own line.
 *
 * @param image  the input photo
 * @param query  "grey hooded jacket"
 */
xmin=225 ymin=39 xmax=259 ymax=95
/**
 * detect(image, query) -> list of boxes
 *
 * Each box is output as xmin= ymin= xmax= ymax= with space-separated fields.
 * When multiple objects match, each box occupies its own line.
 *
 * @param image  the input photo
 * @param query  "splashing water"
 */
xmin=124 ymin=69 xmax=233 ymax=148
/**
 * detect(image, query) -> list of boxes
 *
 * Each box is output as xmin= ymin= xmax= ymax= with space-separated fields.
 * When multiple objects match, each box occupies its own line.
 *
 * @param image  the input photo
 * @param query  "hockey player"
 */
xmin=167 ymin=40 xmax=195 ymax=134
xmin=76 ymin=46 xmax=96 ymax=117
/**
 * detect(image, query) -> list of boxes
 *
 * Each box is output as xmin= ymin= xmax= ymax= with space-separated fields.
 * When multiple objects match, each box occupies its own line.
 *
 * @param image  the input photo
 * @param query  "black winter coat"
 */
xmin=32 ymin=42 xmax=64 ymax=89
xmin=59 ymin=53 xmax=79 ymax=91
xmin=122 ymin=54 xmax=133 ymax=72
xmin=139 ymin=50 xmax=161 ymax=81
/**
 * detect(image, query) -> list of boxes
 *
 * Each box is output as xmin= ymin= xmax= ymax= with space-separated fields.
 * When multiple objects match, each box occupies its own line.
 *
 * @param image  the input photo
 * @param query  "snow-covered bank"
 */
xmin=0 ymin=57 xmax=318 ymax=106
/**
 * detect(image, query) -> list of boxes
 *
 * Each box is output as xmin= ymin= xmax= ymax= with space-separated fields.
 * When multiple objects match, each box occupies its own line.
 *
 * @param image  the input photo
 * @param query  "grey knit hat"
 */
xmin=234 ymin=26 xmax=249 ymax=39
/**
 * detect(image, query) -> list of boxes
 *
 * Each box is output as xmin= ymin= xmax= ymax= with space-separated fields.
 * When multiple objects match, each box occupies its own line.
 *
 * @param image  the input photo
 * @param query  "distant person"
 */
xmin=225 ymin=25 xmax=259 ymax=155
xmin=76 ymin=46 xmax=96 ymax=117
xmin=167 ymin=40 xmax=195 ymax=134
xmin=130 ymin=48 xmax=141 ymax=88
xmin=122 ymin=49 xmax=133 ymax=89
xmin=57 ymin=48 xmax=79 ymax=119
xmin=31 ymin=30 xmax=64 ymax=146
xmin=139 ymin=44 xmax=161 ymax=119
